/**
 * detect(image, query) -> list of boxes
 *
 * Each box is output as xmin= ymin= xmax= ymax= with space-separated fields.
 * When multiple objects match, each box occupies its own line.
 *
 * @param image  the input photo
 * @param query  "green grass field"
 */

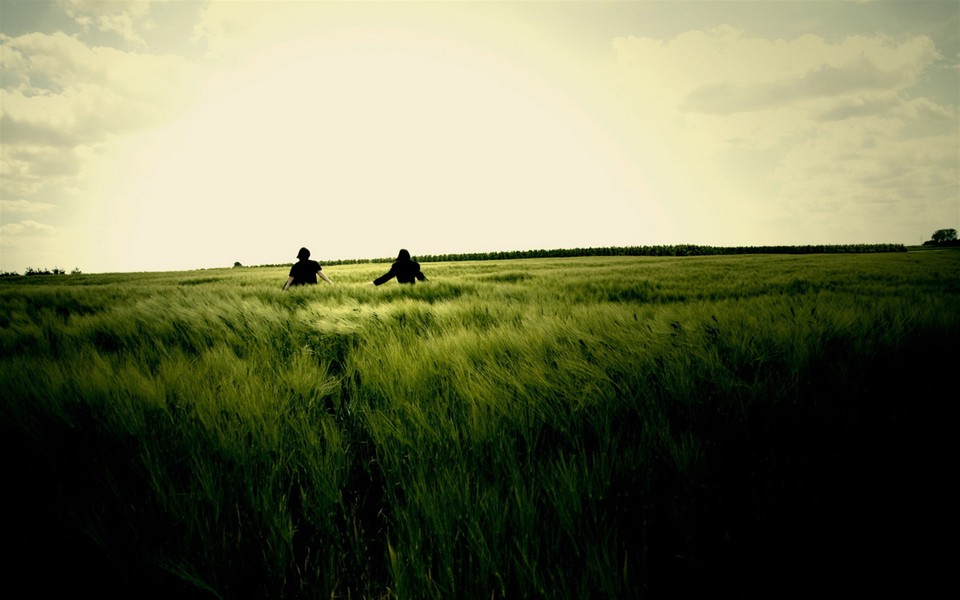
xmin=2 ymin=250 xmax=957 ymax=598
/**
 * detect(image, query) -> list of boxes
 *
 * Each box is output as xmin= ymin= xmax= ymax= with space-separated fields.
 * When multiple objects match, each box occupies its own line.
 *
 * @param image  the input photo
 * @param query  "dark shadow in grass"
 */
xmin=377 ymin=281 xmax=471 ymax=304
xmin=309 ymin=330 xmax=359 ymax=377
xmin=478 ymin=271 xmax=532 ymax=283
xmin=177 ymin=277 xmax=223 ymax=286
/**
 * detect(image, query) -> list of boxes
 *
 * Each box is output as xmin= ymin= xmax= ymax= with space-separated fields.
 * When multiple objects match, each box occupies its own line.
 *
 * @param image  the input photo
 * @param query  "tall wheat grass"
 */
xmin=2 ymin=251 xmax=957 ymax=598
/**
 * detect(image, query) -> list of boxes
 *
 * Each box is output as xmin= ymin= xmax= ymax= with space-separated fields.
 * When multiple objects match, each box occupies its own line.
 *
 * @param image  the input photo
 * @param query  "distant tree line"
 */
xmin=0 ymin=267 xmax=81 ymax=277
xmin=253 ymin=257 xmax=383 ymax=269
xmin=242 ymin=243 xmax=907 ymax=270
xmin=406 ymin=244 xmax=908 ymax=263
xmin=2 ymin=244 xmax=915 ymax=278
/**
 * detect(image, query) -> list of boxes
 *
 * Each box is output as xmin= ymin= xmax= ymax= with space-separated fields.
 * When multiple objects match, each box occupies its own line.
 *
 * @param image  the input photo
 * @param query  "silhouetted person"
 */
xmin=283 ymin=247 xmax=332 ymax=290
xmin=370 ymin=249 xmax=427 ymax=286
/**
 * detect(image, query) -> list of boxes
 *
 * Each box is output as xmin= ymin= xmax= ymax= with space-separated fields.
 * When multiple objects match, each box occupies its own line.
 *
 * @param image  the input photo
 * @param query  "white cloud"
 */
xmin=897 ymin=97 xmax=956 ymax=121
xmin=609 ymin=26 xmax=957 ymax=243
xmin=0 ymin=219 xmax=69 ymax=273
xmin=59 ymin=0 xmax=152 ymax=46
xmin=0 ymin=30 xmax=200 ymax=209
xmin=614 ymin=29 xmax=942 ymax=117
xmin=191 ymin=0 xmax=305 ymax=59
xmin=0 ymin=143 xmax=87 ymax=200
xmin=0 ymin=200 xmax=56 ymax=213
xmin=0 ymin=219 xmax=58 ymax=237
xmin=0 ymin=32 xmax=199 ymax=143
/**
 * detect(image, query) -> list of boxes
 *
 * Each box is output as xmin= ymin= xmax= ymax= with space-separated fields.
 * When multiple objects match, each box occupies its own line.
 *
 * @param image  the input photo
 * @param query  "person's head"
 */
xmin=297 ymin=247 xmax=310 ymax=260
xmin=397 ymin=249 xmax=411 ymax=262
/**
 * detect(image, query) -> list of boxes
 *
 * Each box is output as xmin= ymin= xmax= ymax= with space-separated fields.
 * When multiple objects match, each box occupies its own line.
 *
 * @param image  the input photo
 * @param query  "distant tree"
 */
xmin=234 ymin=261 xmax=243 ymax=268
xmin=932 ymin=228 xmax=958 ymax=243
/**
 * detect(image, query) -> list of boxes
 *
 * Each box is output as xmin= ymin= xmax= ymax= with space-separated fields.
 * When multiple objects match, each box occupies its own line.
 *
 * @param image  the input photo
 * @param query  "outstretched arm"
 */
xmin=319 ymin=271 xmax=333 ymax=285
xmin=282 ymin=276 xmax=295 ymax=291
xmin=372 ymin=266 xmax=396 ymax=286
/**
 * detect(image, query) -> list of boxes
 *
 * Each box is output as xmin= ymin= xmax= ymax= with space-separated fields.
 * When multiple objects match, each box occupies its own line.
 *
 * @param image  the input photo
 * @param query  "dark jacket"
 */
xmin=373 ymin=258 xmax=426 ymax=285
xmin=288 ymin=259 xmax=323 ymax=285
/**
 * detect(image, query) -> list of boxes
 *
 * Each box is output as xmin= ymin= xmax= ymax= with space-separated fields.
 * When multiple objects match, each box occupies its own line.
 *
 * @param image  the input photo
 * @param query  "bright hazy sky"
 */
xmin=1 ymin=1 xmax=958 ymax=273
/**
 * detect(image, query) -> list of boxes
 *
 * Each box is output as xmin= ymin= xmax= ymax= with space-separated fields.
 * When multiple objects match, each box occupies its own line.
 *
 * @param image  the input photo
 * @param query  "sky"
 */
xmin=1 ymin=0 xmax=958 ymax=274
